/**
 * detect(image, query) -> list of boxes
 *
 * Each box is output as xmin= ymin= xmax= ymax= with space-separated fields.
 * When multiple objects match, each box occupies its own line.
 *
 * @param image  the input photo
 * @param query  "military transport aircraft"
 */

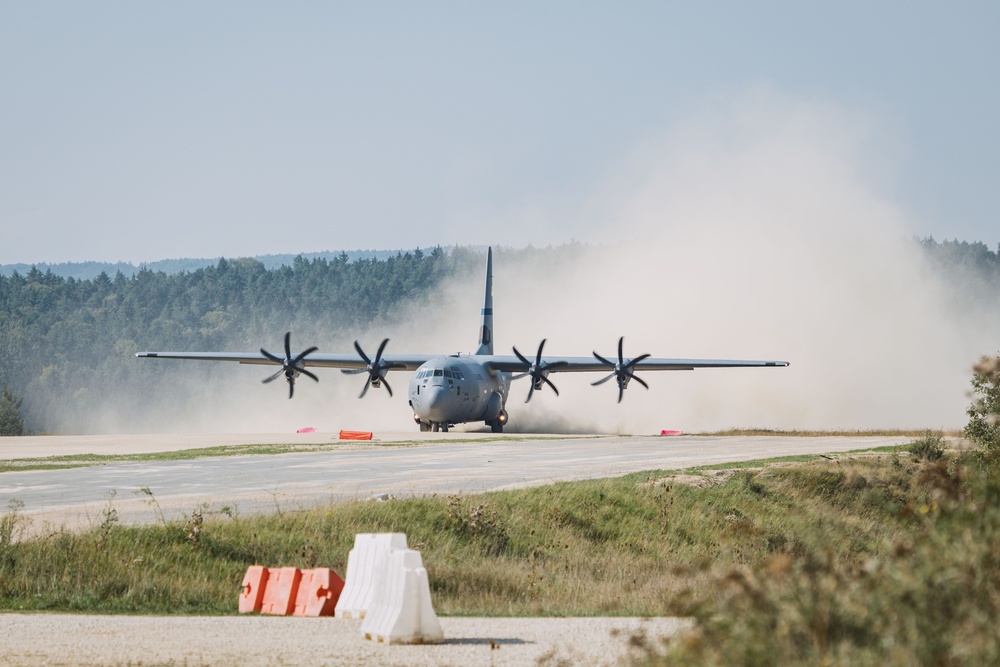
xmin=136 ymin=248 xmax=788 ymax=432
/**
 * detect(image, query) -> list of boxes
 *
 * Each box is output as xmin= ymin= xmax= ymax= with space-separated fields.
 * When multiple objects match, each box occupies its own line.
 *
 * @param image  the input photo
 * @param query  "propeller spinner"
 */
xmin=342 ymin=338 xmax=402 ymax=397
xmin=592 ymin=336 xmax=651 ymax=403
xmin=260 ymin=332 xmax=319 ymax=399
xmin=512 ymin=339 xmax=568 ymax=402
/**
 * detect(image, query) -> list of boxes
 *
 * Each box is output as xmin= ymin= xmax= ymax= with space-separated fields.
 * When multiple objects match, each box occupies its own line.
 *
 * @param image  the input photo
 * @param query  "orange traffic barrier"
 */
xmin=239 ymin=566 xmax=269 ymax=613
xmin=261 ymin=567 xmax=302 ymax=615
xmin=293 ymin=568 xmax=345 ymax=617
xmin=340 ymin=430 xmax=373 ymax=441
xmin=239 ymin=566 xmax=344 ymax=616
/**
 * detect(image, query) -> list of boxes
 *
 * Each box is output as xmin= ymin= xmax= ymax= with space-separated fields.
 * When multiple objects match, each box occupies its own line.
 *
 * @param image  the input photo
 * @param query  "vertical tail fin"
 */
xmin=475 ymin=247 xmax=494 ymax=355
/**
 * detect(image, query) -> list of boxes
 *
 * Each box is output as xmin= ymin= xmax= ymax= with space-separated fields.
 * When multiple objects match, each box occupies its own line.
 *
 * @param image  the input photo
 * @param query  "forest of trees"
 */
xmin=0 ymin=246 xmax=487 ymax=433
xmin=0 ymin=240 xmax=996 ymax=434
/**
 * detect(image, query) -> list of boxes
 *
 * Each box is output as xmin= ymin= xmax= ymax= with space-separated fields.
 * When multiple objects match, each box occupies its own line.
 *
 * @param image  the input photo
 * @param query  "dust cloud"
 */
xmin=418 ymin=89 xmax=996 ymax=433
xmin=107 ymin=88 xmax=994 ymax=435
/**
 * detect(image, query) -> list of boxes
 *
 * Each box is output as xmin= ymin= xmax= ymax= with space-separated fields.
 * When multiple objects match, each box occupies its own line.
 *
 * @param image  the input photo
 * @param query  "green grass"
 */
xmin=695 ymin=427 xmax=963 ymax=437
xmin=0 ymin=446 xmax=944 ymax=616
xmin=3 ymin=439 xmax=997 ymax=664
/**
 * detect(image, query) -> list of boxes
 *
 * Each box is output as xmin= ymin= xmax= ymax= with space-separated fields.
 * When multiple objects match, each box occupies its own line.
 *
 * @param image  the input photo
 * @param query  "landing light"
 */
xmin=413 ymin=413 xmax=421 ymax=423
xmin=498 ymin=412 xmax=508 ymax=424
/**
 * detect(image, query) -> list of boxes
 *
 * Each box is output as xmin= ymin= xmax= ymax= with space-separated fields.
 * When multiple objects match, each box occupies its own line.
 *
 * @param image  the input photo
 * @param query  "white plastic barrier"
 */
xmin=360 ymin=548 xmax=444 ymax=645
xmin=334 ymin=533 xmax=408 ymax=619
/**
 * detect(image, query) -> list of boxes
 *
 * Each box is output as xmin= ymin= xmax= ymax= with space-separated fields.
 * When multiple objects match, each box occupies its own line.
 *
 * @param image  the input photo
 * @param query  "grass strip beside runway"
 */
xmin=2 ymin=436 xmax=998 ymax=664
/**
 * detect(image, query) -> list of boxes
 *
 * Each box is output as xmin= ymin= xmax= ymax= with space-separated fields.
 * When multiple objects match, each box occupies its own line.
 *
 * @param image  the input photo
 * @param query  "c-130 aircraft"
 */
xmin=137 ymin=248 xmax=788 ymax=432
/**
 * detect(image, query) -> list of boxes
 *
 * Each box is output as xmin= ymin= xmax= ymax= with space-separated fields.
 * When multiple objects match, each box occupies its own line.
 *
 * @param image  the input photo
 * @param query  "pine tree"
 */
xmin=0 ymin=385 xmax=25 ymax=436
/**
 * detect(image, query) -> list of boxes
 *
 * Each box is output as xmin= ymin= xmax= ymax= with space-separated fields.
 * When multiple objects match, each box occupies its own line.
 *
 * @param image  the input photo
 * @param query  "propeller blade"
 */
xmin=542 ymin=375 xmax=560 ymax=396
xmin=512 ymin=346 xmax=531 ymax=367
xmin=261 ymin=348 xmax=283 ymax=364
xmin=383 ymin=376 xmax=393 ymax=398
xmin=591 ymin=372 xmax=616 ymax=387
xmin=593 ymin=351 xmax=614 ymax=367
xmin=618 ymin=336 xmax=624 ymax=365
xmin=300 ymin=368 xmax=319 ymax=383
xmin=284 ymin=332 xmax=292 ymax=360
xmin=359 ymin=380 xmax=370 ymax=399
xmin=632 ymin=374 xmax=650 ymax=390
xmin=353 ymin=340 xmax=371 ymax=365
xmin=291 ymin=346 xmax=319 ymax=365
xmin=535 ymin=339 xmax=547 ymax=364
xmin=618 ymin=383 xmax=624 ymax=404
xmin=261 ymin=369 xmax=284 ymax=384
xmin=525 ymin=383 xmax=535 ymax=403
xmin=625 ymin=353 xmax=651 ymax=369
xmin=375 ymin=338 xmax=390 ymax=363
xmin=341 ymin=368 xmax=367 ymax=375
xmin=289 ymin=381 xmax=294 ymax=399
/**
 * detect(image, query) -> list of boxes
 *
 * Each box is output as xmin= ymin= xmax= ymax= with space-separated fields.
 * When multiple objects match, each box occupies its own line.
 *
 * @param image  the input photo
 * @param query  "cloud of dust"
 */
xmin=96 ymin=87 xmax=995 ymax=435
xmin=427 ymin=88 xmax=996 ymax=433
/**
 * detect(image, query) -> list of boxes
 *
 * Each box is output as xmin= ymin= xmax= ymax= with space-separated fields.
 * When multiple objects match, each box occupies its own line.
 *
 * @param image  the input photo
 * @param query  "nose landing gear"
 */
xmin=417 ymin=420 xmax=449 ymax=433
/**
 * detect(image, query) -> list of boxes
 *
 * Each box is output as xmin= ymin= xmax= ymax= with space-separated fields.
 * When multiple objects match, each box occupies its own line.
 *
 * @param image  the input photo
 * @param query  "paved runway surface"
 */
xmin=1 ymin=431 xmax=905 ymax=530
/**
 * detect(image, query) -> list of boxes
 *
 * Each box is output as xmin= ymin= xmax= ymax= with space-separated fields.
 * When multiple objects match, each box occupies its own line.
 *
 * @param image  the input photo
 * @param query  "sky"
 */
xmin=1 ymin=1 xmax=998 ymax=265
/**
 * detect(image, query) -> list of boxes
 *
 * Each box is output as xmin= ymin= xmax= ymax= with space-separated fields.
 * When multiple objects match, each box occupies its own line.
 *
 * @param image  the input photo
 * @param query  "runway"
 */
xmin=1 ymin=431 xmax=905 ymax=531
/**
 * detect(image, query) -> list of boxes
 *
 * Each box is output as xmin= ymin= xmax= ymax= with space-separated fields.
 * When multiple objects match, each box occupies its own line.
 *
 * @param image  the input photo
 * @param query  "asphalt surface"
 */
xmin=1 ymin=432 xmax=905 ymax=530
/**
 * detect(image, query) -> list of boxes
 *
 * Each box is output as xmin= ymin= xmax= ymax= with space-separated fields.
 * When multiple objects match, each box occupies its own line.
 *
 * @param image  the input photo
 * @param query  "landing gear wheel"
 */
xmin=432 ymin=423 xmax=440 ymax=432
xmin=441 ymin=423 xmax=449 ymax=433
xmin=419 ymin=421 xmax=431 ymax=432
xmin=489 ymin=420 xmax=503 ymax=433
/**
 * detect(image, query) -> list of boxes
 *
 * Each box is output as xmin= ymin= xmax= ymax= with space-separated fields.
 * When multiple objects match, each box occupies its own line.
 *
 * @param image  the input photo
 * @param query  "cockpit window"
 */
xmin=433 ymin=369 xmax=443 ymax=377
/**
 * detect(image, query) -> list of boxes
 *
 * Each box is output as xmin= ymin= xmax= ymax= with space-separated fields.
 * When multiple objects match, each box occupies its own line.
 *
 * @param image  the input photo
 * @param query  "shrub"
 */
xmin=908 ymin=431 xmax=945 ymax=461
xmin=965 ymin=355 xmax=1000 ymax=457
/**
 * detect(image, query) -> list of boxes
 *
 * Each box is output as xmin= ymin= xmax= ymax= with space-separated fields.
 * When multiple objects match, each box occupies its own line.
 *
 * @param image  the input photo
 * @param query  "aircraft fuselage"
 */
xmin=408 ymin=355 xmax=510 ymax=432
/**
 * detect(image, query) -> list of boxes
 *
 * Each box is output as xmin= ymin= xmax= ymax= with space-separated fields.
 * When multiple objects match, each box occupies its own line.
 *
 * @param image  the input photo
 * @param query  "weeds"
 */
xmin=135 ymin=486 xmax=166 ymax=525
xmin=1 ymin=499 xmax=26 ymax=549
xmin=907 ymin=430 xmax=945 ymax=461
xmin=628 ymin=450 xmax=1000 ymax=666
xmin=447 ymin=494 xmax=510 ymax=556
xmin=184 ymin=507 xmax=204 ymax=549
xmin=97 ymin=490 xmax=119 ymax=550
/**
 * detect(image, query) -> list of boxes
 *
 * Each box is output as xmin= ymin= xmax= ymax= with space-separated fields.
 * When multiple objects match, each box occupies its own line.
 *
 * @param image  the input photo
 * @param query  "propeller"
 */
xmin=512 ymin=339 xmax=568 ymax=403
xmin=592 ymin=336 xmax=651 ymax=403
xmin=341 ymin=338 xmax=402 ymax=398
xmin=260 ymin=331 xmax=319 ymax=399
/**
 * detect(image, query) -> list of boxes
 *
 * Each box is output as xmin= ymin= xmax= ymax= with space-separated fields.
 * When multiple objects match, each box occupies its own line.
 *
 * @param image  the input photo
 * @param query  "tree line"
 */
xmin=0 ymin=239 xmax=996 ymax=435
xmin=0 ymin=246 xmax=483 ymax=433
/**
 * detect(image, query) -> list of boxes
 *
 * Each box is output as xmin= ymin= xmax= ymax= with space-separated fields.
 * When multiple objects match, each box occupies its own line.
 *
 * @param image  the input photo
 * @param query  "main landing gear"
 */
xmin=487 ymin=409 xmax=509 ymax=434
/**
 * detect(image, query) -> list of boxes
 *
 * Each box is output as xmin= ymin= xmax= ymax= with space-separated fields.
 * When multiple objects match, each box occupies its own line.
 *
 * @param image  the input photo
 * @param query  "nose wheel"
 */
xmin=419 ymin=421 xmax=449 ymax=432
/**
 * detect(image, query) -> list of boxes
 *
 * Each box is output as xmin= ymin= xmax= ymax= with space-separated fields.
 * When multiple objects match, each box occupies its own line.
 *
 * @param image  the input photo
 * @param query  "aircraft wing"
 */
xmin=135 ymin=351 xmax=436 ymax=371
xmin=483 ymin=356 xmax=789 ymax=373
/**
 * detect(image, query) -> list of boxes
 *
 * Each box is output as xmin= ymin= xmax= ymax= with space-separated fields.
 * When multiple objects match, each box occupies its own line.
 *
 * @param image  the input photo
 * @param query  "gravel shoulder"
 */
xmin=0 ymin=614 xmax=686 ymax=667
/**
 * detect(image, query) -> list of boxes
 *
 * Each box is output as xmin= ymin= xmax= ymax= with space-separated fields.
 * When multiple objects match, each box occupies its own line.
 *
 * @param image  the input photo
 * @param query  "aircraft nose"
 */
xmin=424 ymin=385 xmax=450 ymax=421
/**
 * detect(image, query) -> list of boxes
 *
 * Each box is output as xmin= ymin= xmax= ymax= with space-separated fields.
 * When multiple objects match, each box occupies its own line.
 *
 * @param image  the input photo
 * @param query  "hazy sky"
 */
xmin=2 ymin=1 xmax=997 ymax=265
